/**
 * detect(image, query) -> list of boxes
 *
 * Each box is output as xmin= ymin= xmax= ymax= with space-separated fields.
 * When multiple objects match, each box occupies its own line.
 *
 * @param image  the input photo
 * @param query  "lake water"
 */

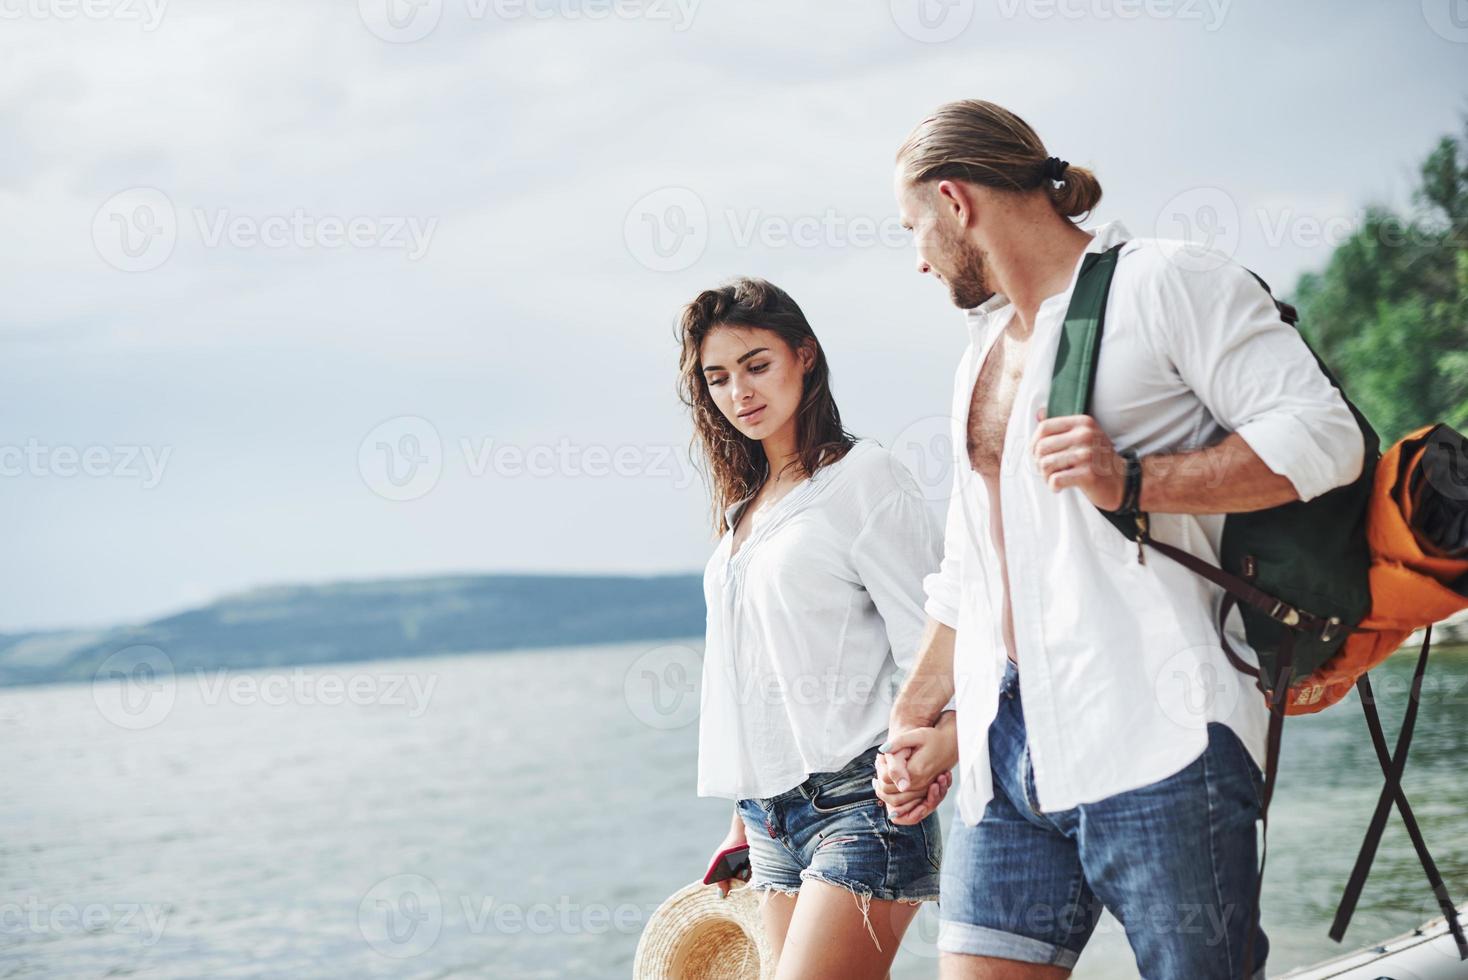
xmin=3 ymin=638 xmax=1466 ymax=978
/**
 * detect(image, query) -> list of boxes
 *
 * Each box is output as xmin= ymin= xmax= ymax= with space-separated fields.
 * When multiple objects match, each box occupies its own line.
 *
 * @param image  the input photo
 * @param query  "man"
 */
xmin=871 ymin=100 xmax=1364 ymax=978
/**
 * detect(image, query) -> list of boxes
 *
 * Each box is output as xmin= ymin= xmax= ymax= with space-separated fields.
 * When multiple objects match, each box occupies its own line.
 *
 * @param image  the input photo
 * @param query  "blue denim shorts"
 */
xmin=939 ymin=662 xmax=1269 ymax=978
xmin=736 ymin=745 xmax=942 ymax=905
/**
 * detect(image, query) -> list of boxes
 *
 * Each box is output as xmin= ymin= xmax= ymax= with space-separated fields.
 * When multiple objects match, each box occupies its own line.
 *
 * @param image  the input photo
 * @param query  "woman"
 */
xmin=677 ymin=276 xmax=952 ymax=978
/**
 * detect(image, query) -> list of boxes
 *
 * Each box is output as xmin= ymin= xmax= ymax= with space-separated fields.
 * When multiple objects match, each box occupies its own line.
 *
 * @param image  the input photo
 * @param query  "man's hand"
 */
xmin=874 ymin=715 xmax=960 ymax=825
xmin=874 ymin=751 xmax=951 ymax=824
xmin=1031 ymin=409 xmax=1126 ymax=511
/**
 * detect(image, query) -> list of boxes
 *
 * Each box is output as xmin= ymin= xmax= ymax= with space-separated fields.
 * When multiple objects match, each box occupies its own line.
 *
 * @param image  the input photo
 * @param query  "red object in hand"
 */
xmin=702 ymin=843 xmax=752 ymax=885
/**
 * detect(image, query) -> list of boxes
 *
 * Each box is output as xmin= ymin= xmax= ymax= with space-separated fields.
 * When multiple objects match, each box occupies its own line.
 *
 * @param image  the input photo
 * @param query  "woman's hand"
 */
xmin=874 ymin=757 xmax=951 ymax=824
xmin=875 ymin=713 xmax=960 ymax=825
xmin=704 ymin=810 xmax=749 ymax=898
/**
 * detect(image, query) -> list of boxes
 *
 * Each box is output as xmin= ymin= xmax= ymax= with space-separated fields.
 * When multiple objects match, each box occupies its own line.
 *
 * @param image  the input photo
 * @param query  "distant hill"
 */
xmin=0 ymin=573 xmax=704 ymax=688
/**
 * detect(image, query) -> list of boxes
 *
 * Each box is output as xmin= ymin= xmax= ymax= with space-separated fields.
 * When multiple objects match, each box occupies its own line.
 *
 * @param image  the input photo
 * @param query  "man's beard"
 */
xmin=946 ymin=236 xmax=994 ymax=310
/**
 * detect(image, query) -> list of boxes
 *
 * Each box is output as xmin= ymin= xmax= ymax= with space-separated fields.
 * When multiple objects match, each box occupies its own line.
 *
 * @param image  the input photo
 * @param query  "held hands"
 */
xmin=1031 ymin=409 xmax=1126 ymax=511
xmin=873 ymin=715 xmax=960 ymax=825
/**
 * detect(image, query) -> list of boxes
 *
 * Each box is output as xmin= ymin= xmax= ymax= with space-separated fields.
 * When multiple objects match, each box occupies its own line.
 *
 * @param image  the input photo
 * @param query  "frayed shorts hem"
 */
xmin=747 ymin=869 xmax=939 ymax=904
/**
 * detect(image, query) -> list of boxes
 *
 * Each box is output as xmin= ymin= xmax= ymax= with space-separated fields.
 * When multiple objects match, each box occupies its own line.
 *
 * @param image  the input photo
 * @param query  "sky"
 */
xmin=1 ymin=0 xmax=1464 ymax=632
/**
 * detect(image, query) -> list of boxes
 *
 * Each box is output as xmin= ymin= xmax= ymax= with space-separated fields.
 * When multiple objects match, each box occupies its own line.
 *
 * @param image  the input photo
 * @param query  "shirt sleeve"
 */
xmin=850 ymin=485 xmax=957 ymax=716
xmin=1145 ymin=253 xmax=1365 ymax=502
xmin=922 ymin=482 xmax=965 ymax=630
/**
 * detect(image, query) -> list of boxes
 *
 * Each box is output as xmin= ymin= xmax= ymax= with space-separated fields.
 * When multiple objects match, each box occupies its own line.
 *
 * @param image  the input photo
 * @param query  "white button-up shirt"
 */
xmin=698 ymin=439 xmax=945 ymax=801
xmin=923 ymin=220 xmax=1366 ymax=824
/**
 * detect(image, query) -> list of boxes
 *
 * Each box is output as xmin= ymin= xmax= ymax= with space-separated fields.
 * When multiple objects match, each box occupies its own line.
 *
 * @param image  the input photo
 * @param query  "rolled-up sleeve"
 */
xmin=1151 ymin=257 xmax=1365 ymax=501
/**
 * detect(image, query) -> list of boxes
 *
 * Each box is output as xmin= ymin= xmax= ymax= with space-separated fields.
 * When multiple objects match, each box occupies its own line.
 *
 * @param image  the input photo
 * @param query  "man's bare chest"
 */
xmin=966 ymin=332 xmax=1031 ymax=476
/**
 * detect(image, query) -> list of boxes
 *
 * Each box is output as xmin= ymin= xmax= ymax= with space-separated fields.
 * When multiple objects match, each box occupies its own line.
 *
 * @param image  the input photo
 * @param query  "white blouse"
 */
xmin=696 ymin=439 xmax=945 ymax=801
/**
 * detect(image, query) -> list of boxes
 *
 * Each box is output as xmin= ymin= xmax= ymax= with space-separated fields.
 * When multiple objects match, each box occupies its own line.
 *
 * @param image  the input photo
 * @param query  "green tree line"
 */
xmin=1293 ymin=121 xmax=1468 ymax=444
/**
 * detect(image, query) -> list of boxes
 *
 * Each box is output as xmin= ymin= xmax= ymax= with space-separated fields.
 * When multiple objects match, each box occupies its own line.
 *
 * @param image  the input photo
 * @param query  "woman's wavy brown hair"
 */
xmin=895 ymin=99 xmax=1102 ymax=220
xmin=676 ymin=277 xmax=855 ymax=536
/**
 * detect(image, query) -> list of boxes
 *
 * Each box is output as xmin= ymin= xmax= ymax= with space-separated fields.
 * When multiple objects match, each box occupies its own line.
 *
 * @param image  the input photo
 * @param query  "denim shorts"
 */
xmin=939 ymin=662 xmax=1269 ymax=978
xmin=736 ymin=745 xmax=942 ymax=906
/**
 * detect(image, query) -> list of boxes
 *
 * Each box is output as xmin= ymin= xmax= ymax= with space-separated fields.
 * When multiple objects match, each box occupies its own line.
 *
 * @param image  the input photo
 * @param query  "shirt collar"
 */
xmin=962 ymin=219 xmax=1132 ymax=346
xmin=719 ymin=439 xmax=873 ymax=532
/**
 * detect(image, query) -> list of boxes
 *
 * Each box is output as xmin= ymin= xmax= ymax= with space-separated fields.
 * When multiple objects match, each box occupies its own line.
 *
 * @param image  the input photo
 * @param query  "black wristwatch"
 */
xmin=1111 ymin=449 xmax=1143 ymax=515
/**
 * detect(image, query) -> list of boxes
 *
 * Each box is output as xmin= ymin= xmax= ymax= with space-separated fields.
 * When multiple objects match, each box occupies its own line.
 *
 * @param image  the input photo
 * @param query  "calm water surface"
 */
xmin=2 ymin=639 xmax=1465 ymax=978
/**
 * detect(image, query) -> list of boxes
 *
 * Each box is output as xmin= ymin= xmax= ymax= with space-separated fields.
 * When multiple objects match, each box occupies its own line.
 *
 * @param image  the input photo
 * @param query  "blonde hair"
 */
xmin=896 ymin=99 xmax=1102 ymax=220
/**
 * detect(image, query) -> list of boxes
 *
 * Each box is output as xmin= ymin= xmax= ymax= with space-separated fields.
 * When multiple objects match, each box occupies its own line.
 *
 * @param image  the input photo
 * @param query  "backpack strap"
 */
xmin=1048 ymin=241 xmax=1341 ymax=647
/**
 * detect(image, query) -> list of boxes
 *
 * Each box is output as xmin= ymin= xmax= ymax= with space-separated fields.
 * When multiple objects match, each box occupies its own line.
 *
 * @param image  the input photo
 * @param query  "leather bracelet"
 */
xmin=1112 ymin=449 xmax=1142 ymax=514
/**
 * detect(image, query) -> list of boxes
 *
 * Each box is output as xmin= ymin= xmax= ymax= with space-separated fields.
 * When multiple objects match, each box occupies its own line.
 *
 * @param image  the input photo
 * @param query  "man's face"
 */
xmin=895 ymin=170 xmax=994 ymax=310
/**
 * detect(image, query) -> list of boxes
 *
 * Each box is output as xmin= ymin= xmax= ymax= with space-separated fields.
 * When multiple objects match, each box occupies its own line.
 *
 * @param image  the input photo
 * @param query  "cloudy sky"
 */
xmin=1 ymin=0 xmax=1463 ymax=631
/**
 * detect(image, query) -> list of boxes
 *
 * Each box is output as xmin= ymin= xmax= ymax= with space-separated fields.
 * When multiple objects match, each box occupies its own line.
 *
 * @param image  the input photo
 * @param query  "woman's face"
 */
xmin=699 ymin=325 xmax=812 ymax=442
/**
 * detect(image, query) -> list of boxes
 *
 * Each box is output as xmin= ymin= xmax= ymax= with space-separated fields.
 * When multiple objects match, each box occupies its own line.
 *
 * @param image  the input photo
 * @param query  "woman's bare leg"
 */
xmin=757 ymin=889 xmax=799 ymax=972
xmin=771 ymin=879 xmax=922 ymax=980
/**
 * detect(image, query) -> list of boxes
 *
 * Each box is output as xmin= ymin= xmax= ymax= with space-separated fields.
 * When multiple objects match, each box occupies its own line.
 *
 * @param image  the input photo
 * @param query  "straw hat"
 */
xmin=633 ymin=880 xmax=774 ymax=979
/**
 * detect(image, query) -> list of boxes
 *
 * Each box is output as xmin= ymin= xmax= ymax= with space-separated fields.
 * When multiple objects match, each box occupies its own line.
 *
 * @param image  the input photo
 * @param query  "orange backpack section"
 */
xmin=1287 ymin=424 xmax=1468 ymax=714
